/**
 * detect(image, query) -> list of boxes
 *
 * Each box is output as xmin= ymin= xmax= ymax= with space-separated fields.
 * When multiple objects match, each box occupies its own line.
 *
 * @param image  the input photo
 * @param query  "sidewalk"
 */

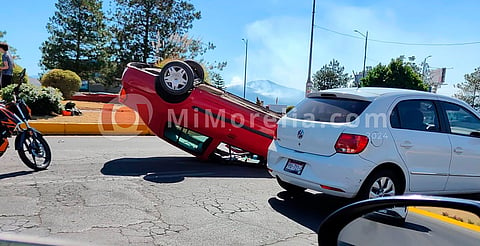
xmin=29 ymin=100 xmax=153 ymax=136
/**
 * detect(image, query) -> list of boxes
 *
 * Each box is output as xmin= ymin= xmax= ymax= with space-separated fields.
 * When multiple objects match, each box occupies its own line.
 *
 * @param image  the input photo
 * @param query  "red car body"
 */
xmin=119 ymin=62 xmax=281 ymax=161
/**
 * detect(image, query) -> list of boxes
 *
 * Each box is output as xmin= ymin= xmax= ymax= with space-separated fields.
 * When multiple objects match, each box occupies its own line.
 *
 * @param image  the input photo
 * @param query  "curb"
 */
xmin=71 ymin=93 xmax=118 ymax=103
xmin=29 ymin=122 xmax=154 ymax=136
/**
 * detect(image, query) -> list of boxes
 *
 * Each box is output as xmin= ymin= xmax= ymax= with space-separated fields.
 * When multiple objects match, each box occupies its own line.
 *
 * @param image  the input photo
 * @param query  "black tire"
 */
xmin=356 ymin=169 xmax=404 ymax=201
xmin=185 ymin=60 xmax=205 ymax=83
xmin=158 ymin=61 xmax=194 ymax=95
xmin=277 ymin=177 xmax=306 ymax=194
xmin=17 ymin=132 xmax=51 ymax=171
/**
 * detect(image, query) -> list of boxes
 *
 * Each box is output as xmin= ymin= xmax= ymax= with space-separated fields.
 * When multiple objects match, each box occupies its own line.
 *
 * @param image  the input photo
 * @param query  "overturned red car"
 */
xmin=119 ymin=61 xmax=281 ymax=163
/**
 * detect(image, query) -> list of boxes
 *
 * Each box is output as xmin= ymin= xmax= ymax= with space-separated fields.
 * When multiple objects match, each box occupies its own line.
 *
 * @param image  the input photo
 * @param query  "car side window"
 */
xmin=164 ymin=123 xmax=212 ymax=153
xmin=390 ymin=100 xmax=439 ymax=132
xmin=440 ymin=102 xmax=480 ymax=137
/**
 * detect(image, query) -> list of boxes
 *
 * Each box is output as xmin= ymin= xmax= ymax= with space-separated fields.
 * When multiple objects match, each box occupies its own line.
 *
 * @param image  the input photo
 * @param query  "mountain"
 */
xmin=28 ymin=76 xmax=41 ymax=86
xmin=225 ymin=80 xmax=304 ymax=106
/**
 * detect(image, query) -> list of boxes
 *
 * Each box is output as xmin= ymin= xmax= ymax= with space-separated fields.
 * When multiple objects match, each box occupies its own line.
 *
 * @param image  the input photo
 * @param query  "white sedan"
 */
xmin=267 ymin=87 xmax=480 ymax=200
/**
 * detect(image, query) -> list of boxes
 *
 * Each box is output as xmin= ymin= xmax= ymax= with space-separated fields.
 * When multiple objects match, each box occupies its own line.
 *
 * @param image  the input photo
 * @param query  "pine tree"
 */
xmin=454 ymin=67 xmax=480 ymax=108
xmin=109 ymin=0 xmax=201 ymax=77
xmin=40 ymin=0 xmax=108 ymax=84
xmin=211 ymin=72 xmax=225 ymax=89
xmin=312 ymin=59 xmax=351 ymax=90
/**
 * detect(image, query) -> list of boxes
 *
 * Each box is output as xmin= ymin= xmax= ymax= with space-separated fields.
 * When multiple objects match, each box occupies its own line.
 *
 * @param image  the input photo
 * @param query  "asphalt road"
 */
xmin=0 ymin=136 xmax=351 ymax=246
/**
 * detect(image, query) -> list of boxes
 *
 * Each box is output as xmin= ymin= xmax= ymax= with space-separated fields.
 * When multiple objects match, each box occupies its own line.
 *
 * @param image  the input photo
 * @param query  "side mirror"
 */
xmin=18 ymin=68 xmax=26 ymax=84
xmin=13 ymin=68 xmax=26 ymax=96
xmin=318 ymin=195 xmax=480 ymax=246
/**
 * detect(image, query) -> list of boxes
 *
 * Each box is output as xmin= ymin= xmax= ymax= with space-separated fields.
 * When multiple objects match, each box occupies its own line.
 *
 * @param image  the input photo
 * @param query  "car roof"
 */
xmin=308 ymin=87 xmax=441 ymax=101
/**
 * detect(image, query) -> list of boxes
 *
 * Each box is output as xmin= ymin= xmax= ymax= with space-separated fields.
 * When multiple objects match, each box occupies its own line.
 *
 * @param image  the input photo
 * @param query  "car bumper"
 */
xmin=267 ymin=141 xmax=375 ymax=198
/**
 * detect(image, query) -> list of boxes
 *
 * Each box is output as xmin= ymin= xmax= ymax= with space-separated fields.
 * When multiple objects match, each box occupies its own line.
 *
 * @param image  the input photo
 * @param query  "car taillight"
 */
xmin=119 ymin=87 xmax=127 ymax=102
xmin=335 ymin=133 xmax=369 ymax=154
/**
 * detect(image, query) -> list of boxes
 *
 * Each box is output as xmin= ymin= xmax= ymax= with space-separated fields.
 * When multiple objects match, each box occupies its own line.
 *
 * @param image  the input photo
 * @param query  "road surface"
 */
xmin=0 ymin=136 xmax=350 ymax=245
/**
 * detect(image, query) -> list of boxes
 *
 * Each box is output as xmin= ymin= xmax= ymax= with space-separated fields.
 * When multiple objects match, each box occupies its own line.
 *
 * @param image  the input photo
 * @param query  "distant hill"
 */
xmin=28 ymin=77 xmax=41 ymax=86
xmin=225 ymin=80 xmax=304 ymax=106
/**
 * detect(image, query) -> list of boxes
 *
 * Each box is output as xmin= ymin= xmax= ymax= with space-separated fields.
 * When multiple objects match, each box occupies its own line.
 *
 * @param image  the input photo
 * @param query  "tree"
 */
xmin=210 ymin=72 xmax=225 ymax=89
xmin=108 ymin=0 xmax=201 ymax=78
xmin=362 ymin=57 xmax=428 ymax=91
xmin=312 ymin=59 xmax=351 ymax=90
xmin=40 ymin=0 xmax=108 ymax=84
xmin=0 ymin=31 xmax=20 ymax=60
xmin=151 ymin=33 xmax=227 ymax=80
xmin=454 ymin=67 xmax=480 ymax=108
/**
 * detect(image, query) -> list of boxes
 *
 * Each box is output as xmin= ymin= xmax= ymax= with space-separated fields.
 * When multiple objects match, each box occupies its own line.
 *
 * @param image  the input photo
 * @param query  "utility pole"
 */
xmin=354 ymin=30 xmax=368 ymax=86
xmin=305 ymin=0 xmax=316 ymax=96
xmin=242 ymin=38 xmax=248 ymax=98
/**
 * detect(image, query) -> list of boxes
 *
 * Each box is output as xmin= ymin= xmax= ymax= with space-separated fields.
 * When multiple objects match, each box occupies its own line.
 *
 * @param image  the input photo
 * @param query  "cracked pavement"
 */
xmin=0 ymin=136 xmax=343 ymax=245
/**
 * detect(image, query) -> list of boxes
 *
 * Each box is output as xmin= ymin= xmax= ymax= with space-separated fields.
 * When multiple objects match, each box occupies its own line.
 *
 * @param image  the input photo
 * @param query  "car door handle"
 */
xmin=453 ymin=147 xmax=464 ymax=154
xmin=400 ymin=141 xmax=413 ymax=149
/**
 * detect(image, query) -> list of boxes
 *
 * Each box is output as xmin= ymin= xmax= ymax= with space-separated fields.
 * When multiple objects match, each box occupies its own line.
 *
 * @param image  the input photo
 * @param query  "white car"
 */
xmin=267 ymin=87 xmax=480 ymax=200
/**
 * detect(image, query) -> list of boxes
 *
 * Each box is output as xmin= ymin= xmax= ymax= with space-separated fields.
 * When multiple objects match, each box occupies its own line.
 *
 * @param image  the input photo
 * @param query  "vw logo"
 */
xmin=297 ymin=129 xmax=304 ymax=140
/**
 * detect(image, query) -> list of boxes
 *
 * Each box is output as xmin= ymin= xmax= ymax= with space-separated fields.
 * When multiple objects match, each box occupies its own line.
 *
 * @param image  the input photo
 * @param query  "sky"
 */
xmin=2 ymin=0 xmax=480 ymax=97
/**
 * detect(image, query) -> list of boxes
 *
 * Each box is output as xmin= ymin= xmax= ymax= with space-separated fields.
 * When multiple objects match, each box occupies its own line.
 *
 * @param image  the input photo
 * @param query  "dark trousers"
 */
xmin=0 ymin=74 xmax=13 ymax=88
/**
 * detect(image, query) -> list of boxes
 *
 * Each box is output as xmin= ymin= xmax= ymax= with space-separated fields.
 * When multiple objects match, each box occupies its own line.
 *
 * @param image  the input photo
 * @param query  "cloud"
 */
xmin=226 ymin=76 xmax=244 ymax=87
xmin=244 ymin=16 xmax=311 ymax=91
xmin=222 ymin=1 xmax=480 ymax=97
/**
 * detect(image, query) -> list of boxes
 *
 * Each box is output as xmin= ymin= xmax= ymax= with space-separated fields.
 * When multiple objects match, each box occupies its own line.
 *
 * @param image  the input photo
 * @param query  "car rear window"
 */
xmin=287 ymin=97 xmax=371 ymax=123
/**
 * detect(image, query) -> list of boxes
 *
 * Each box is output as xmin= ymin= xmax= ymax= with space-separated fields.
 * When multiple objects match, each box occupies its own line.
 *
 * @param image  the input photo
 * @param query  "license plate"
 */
xmin=284 ymin=159 xmax=306 ymax=175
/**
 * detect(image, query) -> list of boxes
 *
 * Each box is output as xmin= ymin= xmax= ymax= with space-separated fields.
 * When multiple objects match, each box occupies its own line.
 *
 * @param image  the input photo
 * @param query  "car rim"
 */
xmin=369 ymin=177 xmax=396 ymax=198
xmin=164 ymin=66 xmax=188 ymax=91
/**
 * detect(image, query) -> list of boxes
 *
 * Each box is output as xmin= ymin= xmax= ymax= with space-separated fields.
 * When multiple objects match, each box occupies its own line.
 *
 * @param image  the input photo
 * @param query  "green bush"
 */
xmin=0 ymin=83 xmax=63 ymax=116
xmin=41 ymin=69 xmax=81 ymax=99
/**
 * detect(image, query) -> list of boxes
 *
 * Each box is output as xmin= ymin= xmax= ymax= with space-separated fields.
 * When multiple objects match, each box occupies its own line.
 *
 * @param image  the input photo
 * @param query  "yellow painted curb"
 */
xmin=29 ymin=122 xmax=154 ymax=136
xmin=29 ymin=123 xmax=66 ymax=135
xmin=409 ymin=207 xmax=480 ymax=232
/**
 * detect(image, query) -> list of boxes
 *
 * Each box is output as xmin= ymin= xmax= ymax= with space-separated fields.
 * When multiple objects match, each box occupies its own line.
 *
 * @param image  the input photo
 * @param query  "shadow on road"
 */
xmin=101 ymin=156 xmax=272 ymax=183
xmin=269 ymin=191 xmax=351 ymax=232
xmin=0 ymin=170 xmax=35 ymax=180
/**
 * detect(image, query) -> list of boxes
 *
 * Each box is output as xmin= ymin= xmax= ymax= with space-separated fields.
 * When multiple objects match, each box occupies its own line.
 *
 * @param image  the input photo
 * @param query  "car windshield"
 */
xmin=287 ymin=97 xmax=371 ymax=123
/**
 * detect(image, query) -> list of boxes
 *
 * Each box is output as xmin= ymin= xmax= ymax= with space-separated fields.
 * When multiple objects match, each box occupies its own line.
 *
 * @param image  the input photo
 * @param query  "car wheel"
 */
xmin=357 ymin=170 xmax=406 ymax=222
xmin=357 ymin=169 xmax=404 ymax=200
xmin=156 ymin=61 xmax=195 ymax=103
xmin=277 ymin=177 xmax=306 ymax=194
xmin=185 ymin=60 xmax=205 ymax=84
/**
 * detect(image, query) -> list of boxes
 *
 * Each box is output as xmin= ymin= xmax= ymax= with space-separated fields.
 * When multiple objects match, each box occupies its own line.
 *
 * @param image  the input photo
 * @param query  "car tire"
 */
xmin=357 ymin=169 xmax=404 ymax=201
xmin=277 ymin=177 xmax=306 ymax=194
xmin=357 ymin=169 xmax=407 ymax=224
xmin=156 ymin=61 xmax=194 ymax=103
xmin=185 ymin=60 xmax=205 ymax=84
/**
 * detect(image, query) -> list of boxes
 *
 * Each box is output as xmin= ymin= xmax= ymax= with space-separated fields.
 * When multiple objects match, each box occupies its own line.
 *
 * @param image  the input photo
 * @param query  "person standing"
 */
xmin=0 ymin=42 xmax=14 ymax=88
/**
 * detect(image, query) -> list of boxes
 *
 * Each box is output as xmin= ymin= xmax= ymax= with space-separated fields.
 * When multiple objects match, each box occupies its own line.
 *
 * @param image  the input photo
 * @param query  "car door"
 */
xmin=439 ymin=101 xmax=480 ymax=192
xmin=389 ymin=99 xmax=451 ymax=192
